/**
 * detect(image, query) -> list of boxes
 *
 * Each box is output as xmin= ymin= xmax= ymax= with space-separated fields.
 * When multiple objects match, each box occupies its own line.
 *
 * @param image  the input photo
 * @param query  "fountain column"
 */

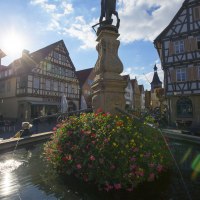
xmin=91 ymin=26 xmax=127 ymax=114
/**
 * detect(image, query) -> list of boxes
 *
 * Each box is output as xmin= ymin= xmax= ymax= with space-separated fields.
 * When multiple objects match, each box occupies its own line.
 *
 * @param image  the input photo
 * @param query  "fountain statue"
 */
xmin=91 ymin=0 xmax=126 ymax=114
xmin=99 ymin=0 xmax=120 ymax=28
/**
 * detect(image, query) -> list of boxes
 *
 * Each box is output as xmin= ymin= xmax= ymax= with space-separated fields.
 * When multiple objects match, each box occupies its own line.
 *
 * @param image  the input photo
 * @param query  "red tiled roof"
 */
xmin=76 ymin=68 xmax=93 ymax=87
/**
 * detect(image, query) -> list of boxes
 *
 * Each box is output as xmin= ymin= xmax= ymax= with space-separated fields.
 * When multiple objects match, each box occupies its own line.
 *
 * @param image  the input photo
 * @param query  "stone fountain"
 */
xmin=91 ymin=0 xmax=127 ymax=114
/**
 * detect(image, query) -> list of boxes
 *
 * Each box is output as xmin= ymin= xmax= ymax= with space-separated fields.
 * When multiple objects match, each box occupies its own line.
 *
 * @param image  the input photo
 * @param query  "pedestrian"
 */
xmin=13 ymin=122 xmax=33 ymax=138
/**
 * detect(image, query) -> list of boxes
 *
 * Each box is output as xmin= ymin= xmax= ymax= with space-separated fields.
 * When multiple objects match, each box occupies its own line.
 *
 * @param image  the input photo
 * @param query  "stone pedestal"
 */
xmin=91 ymin=26 xmax=127 ymax=114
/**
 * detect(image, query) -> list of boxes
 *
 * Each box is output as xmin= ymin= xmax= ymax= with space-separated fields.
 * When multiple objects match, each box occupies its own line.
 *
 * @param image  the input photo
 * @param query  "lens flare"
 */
xmin=191 ymin=154 xmax=200 ymax=180
xmin=180 ymin=148 xmax=192 ymax=164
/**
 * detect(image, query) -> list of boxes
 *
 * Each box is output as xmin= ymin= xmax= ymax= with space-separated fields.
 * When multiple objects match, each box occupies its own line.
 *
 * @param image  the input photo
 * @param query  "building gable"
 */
xmin=31 ymin=40 xmax=76 ymax=77
xmin=155 ymin=0 xmax=200 ymax=41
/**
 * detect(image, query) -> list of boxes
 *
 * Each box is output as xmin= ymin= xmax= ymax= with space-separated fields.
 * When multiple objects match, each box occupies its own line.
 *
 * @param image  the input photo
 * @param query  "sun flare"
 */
xmin=2 ymin=31 xmax=27 ymax=56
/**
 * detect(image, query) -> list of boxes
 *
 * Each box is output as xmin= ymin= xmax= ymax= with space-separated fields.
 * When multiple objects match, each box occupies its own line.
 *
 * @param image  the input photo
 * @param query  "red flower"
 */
xmin=116 ymin=121 xmax=123 ymax=126
xmin=114 ymin=183 xmax=121 ymax=190
xmin=96 ymin=108 xmax=103 ymax=113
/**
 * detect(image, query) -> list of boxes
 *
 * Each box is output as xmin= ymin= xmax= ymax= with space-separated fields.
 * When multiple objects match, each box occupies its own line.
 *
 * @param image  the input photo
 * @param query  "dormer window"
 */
xmin=193 ymin=6 xmax=200 ymax=21
xmin=174 ymin=40 xmax=185 ymax=54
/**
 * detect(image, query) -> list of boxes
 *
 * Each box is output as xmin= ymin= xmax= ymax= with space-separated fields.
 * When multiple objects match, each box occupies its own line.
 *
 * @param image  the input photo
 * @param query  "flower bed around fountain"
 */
xmin=43 ymin=111 xmax=172 ymax=192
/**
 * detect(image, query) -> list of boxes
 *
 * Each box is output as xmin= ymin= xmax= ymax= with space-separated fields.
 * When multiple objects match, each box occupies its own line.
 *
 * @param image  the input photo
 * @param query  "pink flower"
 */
xmin=104 ymin=138 xmax=109 ymax=143
xmin=148 ymin=173 xmax=155 ymax=182
xmin=91 ymin=133 xmax=96 ymax=138
xmin=135 ymin=170 xmax=144 ymax=177
xmin=149 ymin=163 xmax=155 ymax=168
xmin=130 ymin=165 xmax=137 ymax=170
xmin=157 ymin=164 xmax=163 ymax=172
xmin=130 ymin=157 xmax=136 ymax=162
xmin=110 ymin=165 xmax=116 ymax=170
xmin=90 ymin=155 xmax=95 ymax=161
xmin=83 ymin=175 xmax=88 ymax=182
xmin=126 ymin=188 xmax=133 ymax=192
xmin=76 ymin=164 xmax=82 ymax=169
xmin=114 ymin=183 xmax=121 ymax=190
xmin=53 ymin=127 xmax=57 ymax=131
xmin=144 ymin=152 xmax=151 ymax=158
xmin=104 ymin=184 xmax=113 ymax=192
xmin=132 ymin=147 xmax=139 ymax=152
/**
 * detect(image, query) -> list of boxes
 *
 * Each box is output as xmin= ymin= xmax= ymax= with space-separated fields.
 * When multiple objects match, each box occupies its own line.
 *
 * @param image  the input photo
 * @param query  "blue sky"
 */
xmin=0 ymin=0 xmax=184 ymax=90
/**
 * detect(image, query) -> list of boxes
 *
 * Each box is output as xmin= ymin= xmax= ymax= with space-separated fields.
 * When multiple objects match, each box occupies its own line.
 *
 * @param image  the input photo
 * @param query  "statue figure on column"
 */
xmin=99 ymin=0 xmax=120 ymax=29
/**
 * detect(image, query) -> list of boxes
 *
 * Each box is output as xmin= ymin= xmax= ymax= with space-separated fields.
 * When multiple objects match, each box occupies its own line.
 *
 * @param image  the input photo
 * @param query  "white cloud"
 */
xmin=62 ymin=2 xmax=73 ymax=15
xmin=30 ymin=0 xmax=185 ymax=49
xmin=118 ymin=0 xmax=184 ymax=42
xmin=30 ymin=0 xmax=56 ymax=13
xmin=91 ymin=7 xmax=97 ymax=12
xmin=63 ymin=16 xmax=97 ymax=49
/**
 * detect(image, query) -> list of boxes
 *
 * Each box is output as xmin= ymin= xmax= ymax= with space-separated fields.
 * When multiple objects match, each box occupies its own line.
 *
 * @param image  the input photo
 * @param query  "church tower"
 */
xmin=151 ymin=64 xmax=162 ymax=92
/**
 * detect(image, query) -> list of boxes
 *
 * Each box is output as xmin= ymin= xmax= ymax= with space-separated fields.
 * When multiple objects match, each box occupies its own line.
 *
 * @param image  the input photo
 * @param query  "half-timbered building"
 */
xmin=154 ymin=0 xmax=200 ymax=127
xmin=0 ymin=40 xmax=80 ymax=120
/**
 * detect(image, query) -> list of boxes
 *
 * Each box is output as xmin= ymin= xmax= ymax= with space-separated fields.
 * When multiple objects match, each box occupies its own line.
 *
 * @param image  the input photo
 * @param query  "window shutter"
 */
xmin=190 ymin=37 xmax=197 ymax=51
xmin=169 ymin=41 xmax=174 ymax=56
xmin=171 ymin=69 xmax=176 ymax=82
xmin=193 ymin=6 xmax=200 ymax=21
xmin=187 ymin=67 xmax=192 ymax=81
xmin=184 ymin=38 xmax=190 ymax=52
xmin=193 ymin=66 xmax=198 ymax=80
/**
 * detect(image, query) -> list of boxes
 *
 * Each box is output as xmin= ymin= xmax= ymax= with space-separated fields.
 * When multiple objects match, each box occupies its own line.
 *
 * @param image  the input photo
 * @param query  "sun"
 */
xmin=2 ymin=31 xmax=27 ymax=56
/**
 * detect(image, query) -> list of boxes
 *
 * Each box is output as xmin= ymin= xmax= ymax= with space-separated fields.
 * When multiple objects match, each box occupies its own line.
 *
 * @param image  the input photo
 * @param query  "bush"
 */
xmin=43 ymin=111 xmax=172 ymax=192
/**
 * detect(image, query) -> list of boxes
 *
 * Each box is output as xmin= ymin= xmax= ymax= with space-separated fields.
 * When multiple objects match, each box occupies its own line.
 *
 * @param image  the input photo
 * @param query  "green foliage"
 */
xmin=43 ymin=111 xmax=172 ymax=191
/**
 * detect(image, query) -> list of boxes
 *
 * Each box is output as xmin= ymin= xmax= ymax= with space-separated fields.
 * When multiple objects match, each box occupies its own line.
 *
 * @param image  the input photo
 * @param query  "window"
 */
xmin=47 ymin=63 xmax=51 ymax=72
xmin=53 ymin=81 xmax=58 ymax=91
xmin=60 ymin=82 xmax=65 ymax=92
xmin=197 ymin=36 xmax=200 ymax=50
xmin=174 ymin=40 xmax=185 ymax=54
xmin=177 ymin=98 xmax=193 ymax=118
xmin=87 ymin=79 xmax=93 ymax=86
xmin=0 ymin=82 xmax=5 ymax=93
xmin=176 ymin=68 xmax=186 ymax=82
xmin=53 ymin=52 xmax=59 ymax=60
xmin=193 ymin=6 xmax=200 ymax=21
xmin=46 ymin=80 xmax=51 ymax=90
xmin=19 ymin=77 xmax=27 ymax=88
xmin=7 ymin=81 xmax=11 ymax=92
xmin=33 ymin=77 xmax=40 ymax=89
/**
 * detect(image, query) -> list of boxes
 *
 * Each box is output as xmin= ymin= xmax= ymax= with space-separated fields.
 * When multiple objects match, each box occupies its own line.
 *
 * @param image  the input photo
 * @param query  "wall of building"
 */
xmin=169 ymin=95 xmax=200 ymax=127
